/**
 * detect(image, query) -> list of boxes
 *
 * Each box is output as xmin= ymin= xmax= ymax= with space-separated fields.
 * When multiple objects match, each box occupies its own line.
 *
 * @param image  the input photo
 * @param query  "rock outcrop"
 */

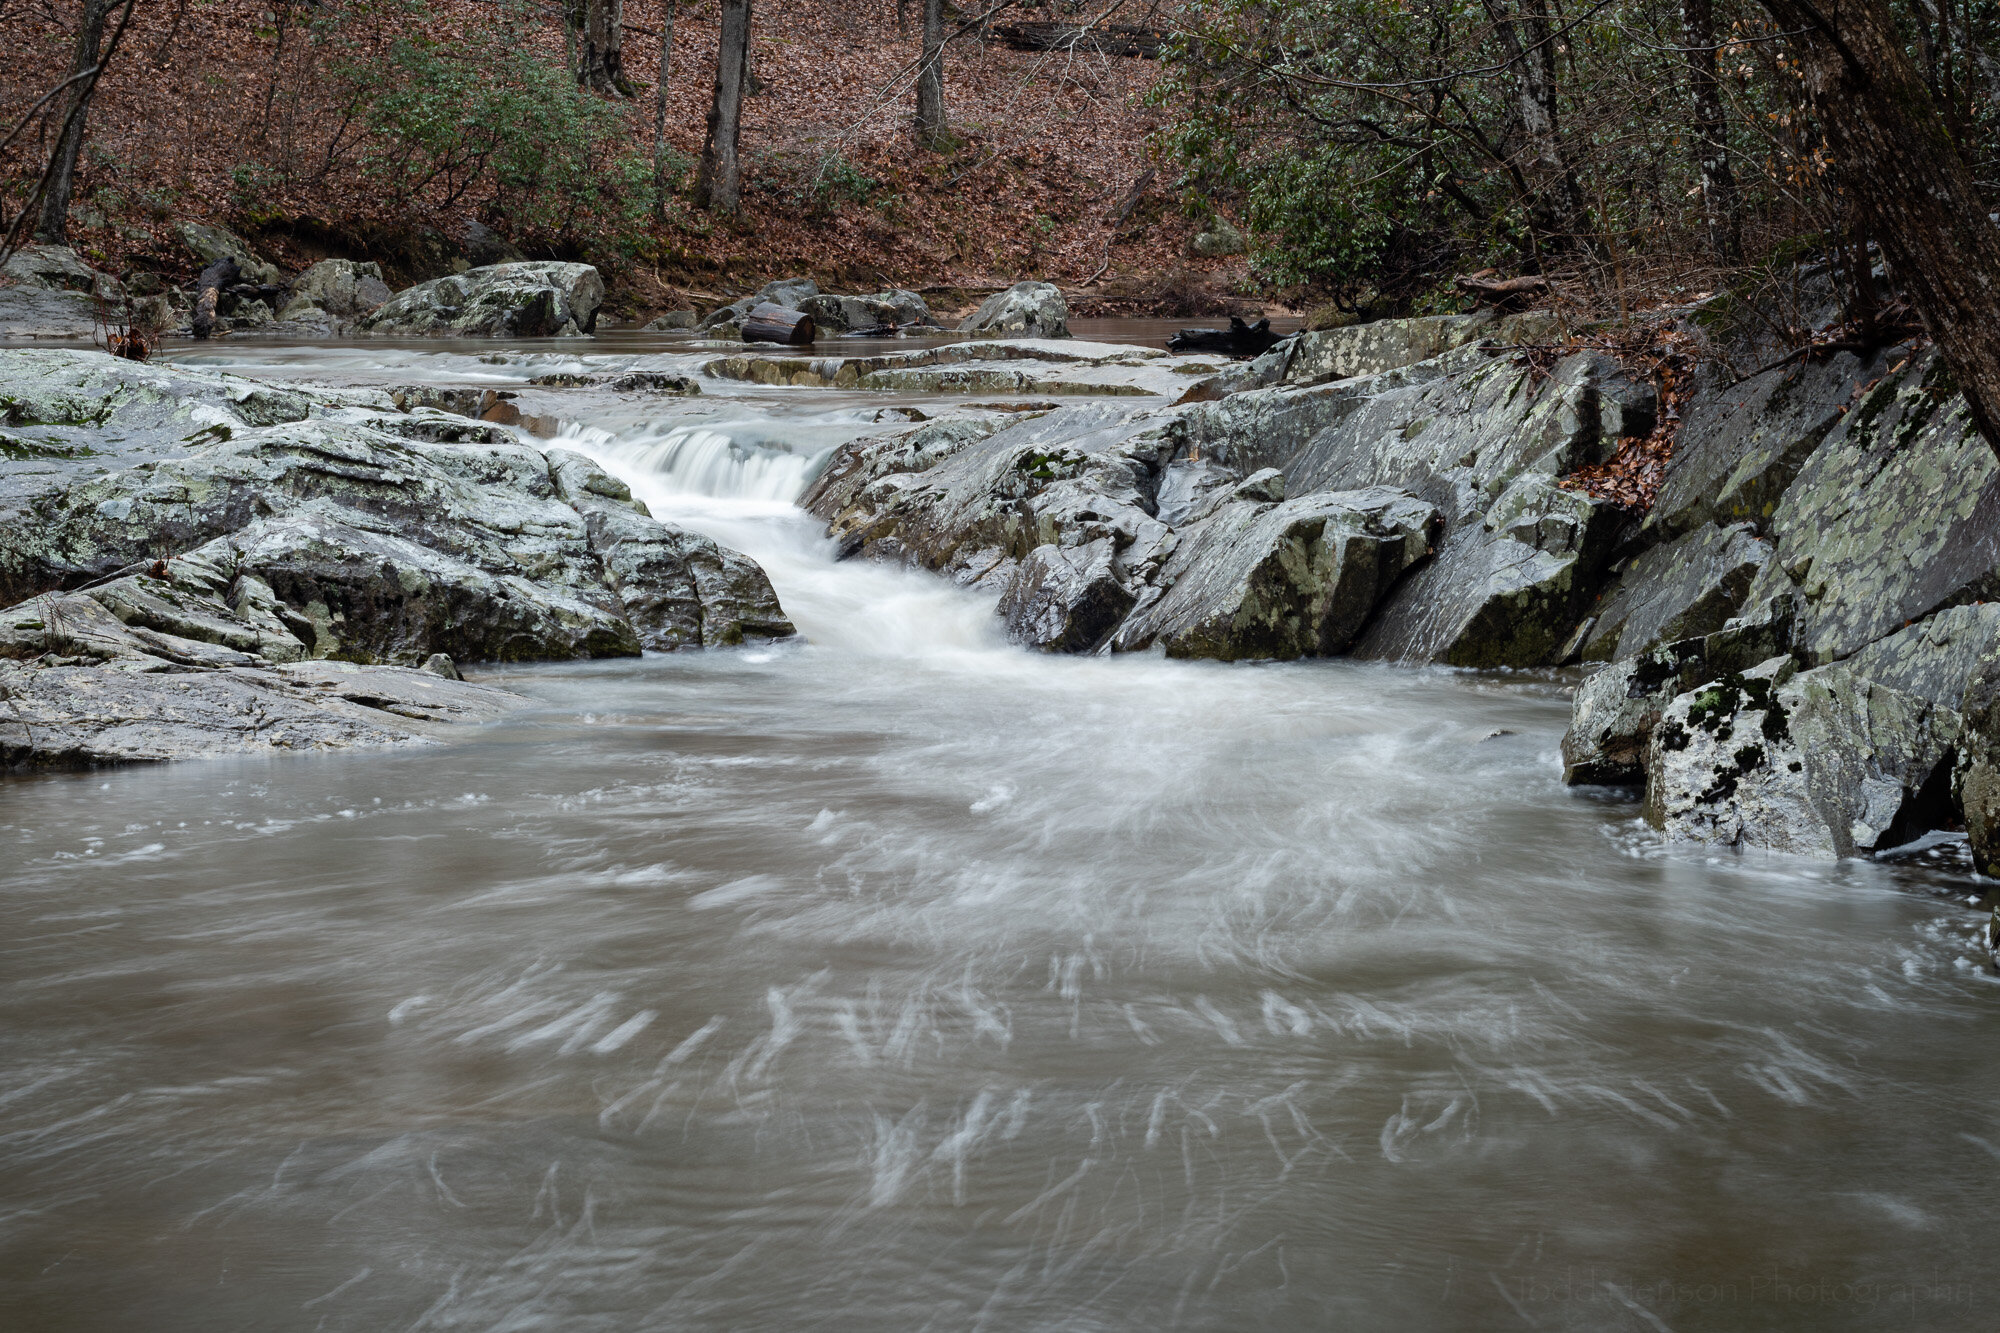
xmin=1 ymin=351 xmax=789 ymax=642
xmin=357 ymin=262 xmax=603 ymax=338
xmin=958 ymin=281 xmax=1070 ymax=339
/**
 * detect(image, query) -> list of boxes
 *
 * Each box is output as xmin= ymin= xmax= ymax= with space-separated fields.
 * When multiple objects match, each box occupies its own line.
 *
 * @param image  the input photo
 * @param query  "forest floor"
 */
xmin=5 ymin=0 xmax=1273 ymax=321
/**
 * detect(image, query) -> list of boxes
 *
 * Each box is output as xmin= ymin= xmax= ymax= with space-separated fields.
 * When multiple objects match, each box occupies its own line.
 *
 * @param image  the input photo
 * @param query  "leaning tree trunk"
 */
xmin=35 ymin=0 xmax=111 ymax=245
xmin=915 ymin=0 xmax=947 ymax=148
xmin=652 ymin=0 xmax=678 ymax=220
xmin=694 ymin=0 xmax=750 ymax=213
xmin=1481 ymin=0 xmax=1591 ymax=255
xmin=579 ymin=0 xmax=631 ymax=95
xmin=1758 ymin=0 xmax=2000 ymax=450
xmin=1681 ymin=0 xmax=1741 ymax=263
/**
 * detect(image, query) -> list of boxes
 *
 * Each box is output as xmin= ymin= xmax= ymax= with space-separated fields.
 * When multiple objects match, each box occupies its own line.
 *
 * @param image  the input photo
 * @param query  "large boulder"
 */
xmin=1111 ymin=484 xmax=1440 ymax=660
xmin=1273 ymin=311 xmax=1562 ymax=388
xmin=276 ymin=259 xmax=394 ymax=331
xmin=1351 ymin=474 xmax=1621 ymax=668
xmin=1644 ymin=661 xmax=1958 ymax=858
xmin=1732 ymin=352 xmax=2000 ymax=664
xmin=175 ymin=220 xmax=283 ymax=286
xmin=997 ymin=538 xmax=1136 ymax=652
xmin=1580 ymin=522 xmax=1770 ymax=662
xmin=799 ymin=289 xmax=937 ymax=333
xmin=1954 ymin=645 xmax=2000 ymax=875
xmin=958 ymin=281 xmax=1070 ymax=339
xmin=0 ymin=245 xmax=123 ymax=338
xmin=0 ymin=351 xmax=792 ymax=667
xmin=1645 ymin=350 xmax=1888 ymax=537
xmin=357 ymin=261 xmax=603 ymax=338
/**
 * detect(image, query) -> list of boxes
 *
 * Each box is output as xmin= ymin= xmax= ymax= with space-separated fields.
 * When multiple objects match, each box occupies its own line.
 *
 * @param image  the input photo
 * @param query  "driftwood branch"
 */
xmin=1454 ymin=272 xmax=1551 ymax=310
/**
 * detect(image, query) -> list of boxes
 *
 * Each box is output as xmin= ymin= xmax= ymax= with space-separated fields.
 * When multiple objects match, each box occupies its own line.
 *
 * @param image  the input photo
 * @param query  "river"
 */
xmin=4 ymin=327 xmax=1996 ymax=1330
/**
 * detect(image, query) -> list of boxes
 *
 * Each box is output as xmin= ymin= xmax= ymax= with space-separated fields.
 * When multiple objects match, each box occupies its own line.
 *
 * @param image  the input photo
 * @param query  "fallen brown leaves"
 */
xmin=1558 ymin=327 xmax=1700 ymax=515
xmin=3 ymin=0 xmax=1227 ymax=307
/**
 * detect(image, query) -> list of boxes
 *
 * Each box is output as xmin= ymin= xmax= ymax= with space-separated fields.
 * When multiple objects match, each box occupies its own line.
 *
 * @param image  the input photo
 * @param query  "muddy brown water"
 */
xmin=3 ymin=327 xmax=1996 ymax=1331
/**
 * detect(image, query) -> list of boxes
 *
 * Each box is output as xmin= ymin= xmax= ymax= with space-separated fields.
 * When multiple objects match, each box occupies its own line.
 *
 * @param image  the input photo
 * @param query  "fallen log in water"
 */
xmin=1166 ymin=316 xmax=1279 ymax=359
xmin=742 ymin=302 xmax=817 ymax=345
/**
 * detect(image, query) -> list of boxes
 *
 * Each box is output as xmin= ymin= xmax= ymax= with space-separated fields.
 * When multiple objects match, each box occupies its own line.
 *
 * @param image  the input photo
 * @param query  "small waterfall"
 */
xmin=555 ymin=414 xmax=1014 ymax=659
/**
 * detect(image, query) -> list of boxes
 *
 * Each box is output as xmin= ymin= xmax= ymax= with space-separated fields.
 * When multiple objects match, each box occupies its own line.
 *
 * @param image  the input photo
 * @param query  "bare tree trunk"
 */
xmin=1758 ymin=0 xmax=2000 ymax=450
xmin=915 ymin=0 xmax=947 ymax=148
xmin=652 ymin=0 xmax=678 ymax=221
xmin=1481 ymin=0 xmax=1591 ymax=255
xmin=694 ymin=0 xmax=750 ymax=214
xmin=35 ymin=0 xmax=111 ymax=246
xmin=579 ymin=0 xmax=632 ymax=95
xmin=1680 ymin=0 xmax=1741 ymax=262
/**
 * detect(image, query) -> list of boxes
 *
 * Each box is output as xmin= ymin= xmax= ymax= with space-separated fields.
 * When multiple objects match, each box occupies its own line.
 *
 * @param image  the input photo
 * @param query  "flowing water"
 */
xmin=4 ymin=331 xmax=1998 ymax=1331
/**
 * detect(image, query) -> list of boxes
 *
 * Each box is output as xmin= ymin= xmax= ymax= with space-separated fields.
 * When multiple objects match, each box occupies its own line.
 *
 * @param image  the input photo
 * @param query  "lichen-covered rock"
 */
xmin=275 ymin=259 xmax=394 ymax=331
xmin=1843 ymin=604 xmax=2000 ymax=708
xmin=1274 ymin=311 xmax=1560 ymax=388
xmin=1561 ymin=638 xmax=1716 ymax=785
xmin=0 ymin=350 xmax=792 ymax=667
xmin=357 ymin=262 xmax=603 ymax=338
xmin=958 ymin=281 xmax=1069 ymax=339
xmin=1581 ymin=523 xmax=1770 ymax=662
xmin=175 ymin=220 xmax=284 ymax=286
xmin=1733 ymin=352 xmax=2000 ymax=664
xmin=1954 ymin=645 xmax=2000 ymax=875
xmin=1351 ymin=474 xmax=1621 ymax=667
xmin=1645 ymin=662 xmax=1957 ymax=858
xmin=799 ymin=289 xmax=937 ymax=332
xmin=2 ymin=244 xmax=120 ymax=297
xmin=1646 ymin=350 xmax=1887 ymax=537
xmin=1111 ymin=486 xmax=1439 ymax=660
xmin=818 ymin=403 xmax=1173 ymax=597
xmin=804 ymin=418 xmax=1002 ymax=532
xmin=702 ymin=339 xmax=1168 ymax=394
xmin=997 ymin=538 xmax=1135 ymax=651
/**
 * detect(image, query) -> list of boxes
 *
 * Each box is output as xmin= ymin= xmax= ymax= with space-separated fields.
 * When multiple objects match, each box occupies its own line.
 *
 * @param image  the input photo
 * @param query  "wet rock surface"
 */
xmin=0 ymin=349 xmax=795 ymax=769
xmin=357 ymin=262 xmax=604 ymax=338
xmin=958 ymin=281 xmax=1070 ymax=339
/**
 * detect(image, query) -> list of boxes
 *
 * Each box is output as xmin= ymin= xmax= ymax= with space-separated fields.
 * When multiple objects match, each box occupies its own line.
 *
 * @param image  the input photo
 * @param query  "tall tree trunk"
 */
xmin=1481 ymin=0 xmax=1591 ymax=255
xmin=579 ymin=0 xmax=631 ymax=95
xmin=1758 ymin=0 xmax=2000 ymax=450
xmin=1680 ymin=0 xmax=1741 ymax=263
xmin=915 ymin=0 xmax=947 ymax=148
xmin=652 ymin=0 xmax=678 ymax=222
xmin=35 ymin=0 xmax=111 ymax=246
xmin=694 ymin=0 xmax=750 ymax=214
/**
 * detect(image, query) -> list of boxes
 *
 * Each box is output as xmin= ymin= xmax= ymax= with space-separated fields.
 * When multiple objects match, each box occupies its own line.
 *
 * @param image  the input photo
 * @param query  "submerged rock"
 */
xmin=357 ymin=262 xmax=603 ymax=338
xmin=958 ymin=281 xmax=1070 ymax=339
